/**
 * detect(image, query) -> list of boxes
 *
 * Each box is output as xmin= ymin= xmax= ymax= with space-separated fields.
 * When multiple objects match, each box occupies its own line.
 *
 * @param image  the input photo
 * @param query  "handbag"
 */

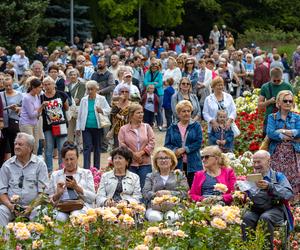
xmin=52 ymin=123 xmax=68 ymax=137
xmin=231 ymin=122 xmax=240 ymax=138
xmin=99 ymin=113 xmax=111 ymax=128
xmin=3 ymin=92 xmax=20 ymax=133
xmin=56 ymin=199 xmax=84 ymax=213
xmin=259 ymin=113 xmax=277 ymax=151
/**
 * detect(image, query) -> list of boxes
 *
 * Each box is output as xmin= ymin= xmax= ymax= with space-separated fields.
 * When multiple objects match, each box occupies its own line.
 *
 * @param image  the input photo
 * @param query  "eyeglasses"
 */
xmin=201 ymin=155 xmax=214 ymax=160
xmin=76 ymin=60 xmax=85 ymax=63
xmin=157 ymin=157 xmax=171 ymax=161
xmin=181 ymin=82 xmax=191 ymax=86
xmin=18 ymin=175 xmax=24 ymax=189
xmin=177 ymin=61 xmax=183 ymax=64
xmin=282 ymin=99 xmax=293 ymax=104
xmin=186 ymin=62 xmax=193 ymax=65
xmin=121 ymin=91 xmax=129 ymax=93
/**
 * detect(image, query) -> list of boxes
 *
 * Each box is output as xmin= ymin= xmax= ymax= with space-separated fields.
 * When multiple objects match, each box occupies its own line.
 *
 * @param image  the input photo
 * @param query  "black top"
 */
xmin=112 ymin=176 xmax=124 ymax=202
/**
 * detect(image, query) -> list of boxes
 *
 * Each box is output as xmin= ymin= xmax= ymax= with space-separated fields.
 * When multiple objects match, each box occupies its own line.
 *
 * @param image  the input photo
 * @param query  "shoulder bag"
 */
xmin=3 ymin=92 xmax=20 ymax=133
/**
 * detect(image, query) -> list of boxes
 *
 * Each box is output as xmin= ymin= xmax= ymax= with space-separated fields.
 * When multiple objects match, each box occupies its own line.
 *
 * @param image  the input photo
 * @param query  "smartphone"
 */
xmin=14 ymin=204 xmax=26 ymax=213
xmin=247 ymin=173 xmax=263 ymax=182
xmin=66 ymin=175 xmax=73 ymax=181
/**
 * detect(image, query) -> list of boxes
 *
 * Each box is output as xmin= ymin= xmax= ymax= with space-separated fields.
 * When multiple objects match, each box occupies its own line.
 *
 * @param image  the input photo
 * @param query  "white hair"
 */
xmin=254 ymin=56 xmax=263 ymax=64
xmin=43 ymin=76 xmax=55 ymax=85
xmin=86 ymin=80 xmax=99 ymax=89
xmin=15 ymin=132 xmax=35 ymax=150
xmin=253 ymin=150 xmax=271 ymax=159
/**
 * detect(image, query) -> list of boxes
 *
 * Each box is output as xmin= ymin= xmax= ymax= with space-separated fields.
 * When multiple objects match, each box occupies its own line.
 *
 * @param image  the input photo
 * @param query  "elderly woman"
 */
xmin=76 ymin=80 xmax=111 ymax=170
xmin=0 ymin=73 xmax=23 ymax=157
xmin=113 ymin=71 xmax=141 ymax=100
xmin=143 ymin=147 xmax=189 ymax=222
xmin=165 ymin=100 xmax=203 ymax=187
xmin=203 ymin=76 xmax=237 ymax=135
xmin=182 ymin=58 xmax=198 ymax=93
xmin=267 ymin=90 xmax=300 ymax=199
xmin=110 ymin=85 xmax=131 ymax=148
xmin=189 ymin=146 xmax=237 ymax=204
xmin=118 ymin=103 xmax=155 ymax=188
xmin=66 ymin=68 xmax=86 ymax=143
xmin=144 ymin=60 xmax=164 ymax=131
xmin=41 ymin=76 xmax=69 ymax=172
xmin=96 ymin=146 xmax=142 ymax=206
xmin=48 ymin=141 xmax=96 ymax=222
xmin=19 ymin=78 xmax=47 ymax=154
xmin=163 ymin=57 xmax=182 ymax=89
xmin=171 ymin=77 xmax=201 ymax=122
xmin=17 ymin=69 xmax=33 ymax=93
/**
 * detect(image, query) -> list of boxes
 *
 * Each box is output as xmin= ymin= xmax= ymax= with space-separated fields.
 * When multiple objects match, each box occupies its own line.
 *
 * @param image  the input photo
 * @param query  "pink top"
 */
xmin=118 ymin=122 xmax=155 ymax=166
xmin=189 ymin=167 xmax=237 ymax=204
xmin=178 ymin=122 xmax=188 ymax=163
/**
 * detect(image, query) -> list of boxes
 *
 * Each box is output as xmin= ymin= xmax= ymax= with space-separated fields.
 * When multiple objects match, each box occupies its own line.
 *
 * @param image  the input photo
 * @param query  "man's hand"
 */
xmin=256 ymin=180 xmax=269 ymax=190
xmin=268 ymin=97 xmax=276 ymax=105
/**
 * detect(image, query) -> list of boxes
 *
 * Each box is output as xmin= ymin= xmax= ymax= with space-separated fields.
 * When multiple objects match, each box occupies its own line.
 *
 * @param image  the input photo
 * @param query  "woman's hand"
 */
xmin=211 ymin=120 xmax=220 ymax=131
xmin=175 ymin=148 xmax=185 ymax=158
xmin=133 ymin=151 xmax=144 ymax=164
xmin=66 ymin=177 xmax=78 ymax=190
xmin=225 ymin=119 xmax=232 ymax=130
xmin=105 ymin=198 xmax=116 ymax=207
xmin=96 ymin=106 xmax=103 ymax=114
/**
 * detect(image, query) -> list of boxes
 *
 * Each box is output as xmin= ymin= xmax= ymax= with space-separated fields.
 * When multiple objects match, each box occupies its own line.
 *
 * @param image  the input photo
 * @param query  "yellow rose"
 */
xmin=146 ymin=226 xmax=160 ymax=236
xmin=161 ymin=228 xmax=173 ymax=237
xmin=134 ymin=244 xmax=149 ymax=250
xmin=143 ymin=235 xmax=153 ymax=245
xmin=15 ymin=228 xmax=31 ymax=240
xmin=210 ymin=205 xmax=225 ymax=217
xmin=32 ymin=240 xmax=43 ymax=249
xmin=173 ymin=230 xmax=187 ymax=238
xmin=210 ymin=217 xmax=227 ymax=230
xmin=213 ymin=183 xmax=228 ymax=193
xmin=6 ymin=223 xmax=14 ymax=231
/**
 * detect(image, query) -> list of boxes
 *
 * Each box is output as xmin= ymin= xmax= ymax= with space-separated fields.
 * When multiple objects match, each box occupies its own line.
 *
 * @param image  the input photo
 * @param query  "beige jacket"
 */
xmin=96 ymin=170 xmax=142 ymax=206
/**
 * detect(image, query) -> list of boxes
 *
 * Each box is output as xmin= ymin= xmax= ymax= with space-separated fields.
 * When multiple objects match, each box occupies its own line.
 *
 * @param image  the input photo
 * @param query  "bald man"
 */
xmin=242 ymin=150 xmax=293 ymax=249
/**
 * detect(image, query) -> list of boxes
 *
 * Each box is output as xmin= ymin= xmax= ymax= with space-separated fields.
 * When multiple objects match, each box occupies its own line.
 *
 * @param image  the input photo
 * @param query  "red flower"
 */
xmin=249 ymin=141 xmax=260 ymax=151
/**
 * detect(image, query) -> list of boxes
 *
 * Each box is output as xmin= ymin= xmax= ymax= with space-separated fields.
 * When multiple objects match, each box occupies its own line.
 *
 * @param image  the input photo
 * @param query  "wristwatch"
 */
xmin=282 ymin=129 xmax=286 ymax=134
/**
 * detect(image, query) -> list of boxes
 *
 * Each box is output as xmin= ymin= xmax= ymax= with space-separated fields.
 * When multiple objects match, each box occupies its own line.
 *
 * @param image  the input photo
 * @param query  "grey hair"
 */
xmin=15 ymin=132 xmax=35 ymax=150
xmin=31 ymin=60 xmax=44 ymax=69
xmin=254 ymin=56 xmax=263 ymax=64
xmin=67 ymin=68 xmax=80 ymax=77
xmin=86 ymin=80 xmax=99 ymax=90
xmin=118 ymin=84 xmax=130 ymax=95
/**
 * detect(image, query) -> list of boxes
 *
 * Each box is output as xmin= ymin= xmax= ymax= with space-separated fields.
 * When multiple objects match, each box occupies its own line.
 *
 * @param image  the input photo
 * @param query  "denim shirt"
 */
xmin=208 ymin=127 xmax=234 ymax=152
xmin=267 ymin=111 xmax=300 ymax=154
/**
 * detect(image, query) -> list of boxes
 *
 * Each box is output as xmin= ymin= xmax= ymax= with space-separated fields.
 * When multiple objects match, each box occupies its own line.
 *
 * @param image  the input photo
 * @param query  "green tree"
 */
xmin=0 ymin=0 xmax=49 ymax=55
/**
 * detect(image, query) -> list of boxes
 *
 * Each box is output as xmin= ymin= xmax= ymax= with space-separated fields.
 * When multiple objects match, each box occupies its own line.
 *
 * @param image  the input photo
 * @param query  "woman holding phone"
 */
xmin=76 ymin=80 xmax=111 ymax=169
xmin=48 ymin=141 xmax=96 ymax=222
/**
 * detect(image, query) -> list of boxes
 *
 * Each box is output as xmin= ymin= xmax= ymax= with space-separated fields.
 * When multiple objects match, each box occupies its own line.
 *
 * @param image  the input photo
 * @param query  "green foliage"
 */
xmin=47 ymin=41 xmax=66 ymax=53
xmin=0 ymin=0 xmax=48 ymax=55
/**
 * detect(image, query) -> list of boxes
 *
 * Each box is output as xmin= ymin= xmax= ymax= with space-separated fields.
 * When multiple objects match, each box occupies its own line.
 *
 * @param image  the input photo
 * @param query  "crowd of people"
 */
xmin=0 ymin=26 xmax=299 ymax=249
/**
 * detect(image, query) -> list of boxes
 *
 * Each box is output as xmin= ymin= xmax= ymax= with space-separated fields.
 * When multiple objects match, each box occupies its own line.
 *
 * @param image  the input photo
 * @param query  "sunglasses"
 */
xmin=201 ymin=155 xmax=214 ymax=160
xmin=272 ymin=79 xmax=281 ymax=83
xmin=76 ymin=60 xmax=85 ymax=63
xmin=186 ymin=62 xmax=193 ymax=65
xmin=282 ymin=99 xmax=293 ymax=104
xmin=181 ymin=82 xmax=191 ymax=86
xmin=121 ymin=91 xmax=129 ymax=93
xmin=18 ymin=175 xmax=24 ymax=189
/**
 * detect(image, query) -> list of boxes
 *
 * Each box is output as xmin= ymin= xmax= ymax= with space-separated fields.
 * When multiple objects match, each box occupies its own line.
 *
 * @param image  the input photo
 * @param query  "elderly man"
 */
xmin=0 ymin=133 xmax=49 ymax=226
xmin=258 ymin=67 xmax=294 ymax=135
xmin=253 ymin=56 xmax=270 ymax=88
xmin=242 ymin=150 xmax=293 ymax=250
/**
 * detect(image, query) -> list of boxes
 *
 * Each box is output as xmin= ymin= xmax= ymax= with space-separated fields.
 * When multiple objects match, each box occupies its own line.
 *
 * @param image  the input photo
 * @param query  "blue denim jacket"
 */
xmin=164 ymin=120 xmax=203 ymax=173
xmin=208 ymin=127 xmax=234 ymax=152
xmin=182 ymin=69 xmax=199 ymax=92
xmin=267 ymin=111 xmax=300 ymax=154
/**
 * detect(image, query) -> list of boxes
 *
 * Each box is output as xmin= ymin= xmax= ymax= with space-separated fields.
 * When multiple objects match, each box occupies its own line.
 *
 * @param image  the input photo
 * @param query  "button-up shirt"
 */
xmin=0 ymin=155 xmax=49 ymax=206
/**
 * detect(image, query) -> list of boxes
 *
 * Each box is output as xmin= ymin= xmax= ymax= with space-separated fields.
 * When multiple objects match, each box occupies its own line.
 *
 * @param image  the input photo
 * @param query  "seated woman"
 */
xmin=47 ymin=141 xmax=96 ymax=222
xmin=143 ymin=147 xmax=189 ymax=222
xmin=96 ymin=146 xmax=142 ymax=207
xmin=189 ymin=146 xmax=236 ymax=205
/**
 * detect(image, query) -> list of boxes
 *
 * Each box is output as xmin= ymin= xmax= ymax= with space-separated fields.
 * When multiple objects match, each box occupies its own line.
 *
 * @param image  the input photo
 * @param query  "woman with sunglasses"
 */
xmin=171 ymin=77 xmax=201 ymax=122
xmin=76 ymin=80 xmax=111 ymax=170
xmin=267 ymin=90 xmax=300 ymax=200
xmin=165 ymin=100 xmax=203 ymax=187
xmin=143 ymin=147 xmax=189 ymax=222
xmin=189 ymin=146 xmax=236 ymax=204
xmin=182 ymin=58 xmax=198 ymax=93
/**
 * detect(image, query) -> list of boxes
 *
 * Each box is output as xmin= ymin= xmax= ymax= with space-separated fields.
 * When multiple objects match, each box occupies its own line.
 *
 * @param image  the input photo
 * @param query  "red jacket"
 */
xmin=189 ymin=167 xmax=237 ymax=204
xmin=253 ymin=64 xmax=270 ymax=88
xmin=141 ymin=93 xmax=159 ymax=113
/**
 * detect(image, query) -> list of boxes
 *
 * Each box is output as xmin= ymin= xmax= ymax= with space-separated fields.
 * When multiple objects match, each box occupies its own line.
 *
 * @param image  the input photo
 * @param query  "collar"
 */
xmin=13 ymin=154 xmax=38 ymax=168
xmin=275 ymin=111 xmax=293 ymax=120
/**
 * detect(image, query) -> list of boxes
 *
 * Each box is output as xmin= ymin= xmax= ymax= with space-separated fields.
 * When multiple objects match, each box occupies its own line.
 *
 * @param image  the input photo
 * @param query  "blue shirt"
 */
xmin=267 ymin=111 xmax=300 ymax=154
xmin=201 ymin=173 xmax=220 ymax=196
xmin=85 ymin=99 xmax=98 ymax=128
xmin=162 ymin=86 xmax=175 ymax=109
